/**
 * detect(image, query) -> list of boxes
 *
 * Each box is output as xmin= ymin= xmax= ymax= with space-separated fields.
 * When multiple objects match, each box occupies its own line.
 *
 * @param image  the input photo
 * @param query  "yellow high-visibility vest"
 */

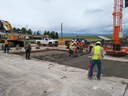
xmin=69 ymin=43 xmax=75 ymax=50
xmin=92 ymin=46 xmax=102 ymax=60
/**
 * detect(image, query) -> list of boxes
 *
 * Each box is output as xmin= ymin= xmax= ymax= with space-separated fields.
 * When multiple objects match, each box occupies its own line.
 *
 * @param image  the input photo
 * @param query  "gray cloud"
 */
xmin=85 ymin=9 xmax=103 ymax=15
xmin=1 ymin=0 xmax=127 ymax=35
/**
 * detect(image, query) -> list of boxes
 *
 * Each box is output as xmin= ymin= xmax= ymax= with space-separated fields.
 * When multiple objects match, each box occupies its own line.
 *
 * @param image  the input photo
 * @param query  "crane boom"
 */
xmin=112 ymin=0 xmax=122 ymax=50
xmin=0 ymin=20 xmax=13 ymax=32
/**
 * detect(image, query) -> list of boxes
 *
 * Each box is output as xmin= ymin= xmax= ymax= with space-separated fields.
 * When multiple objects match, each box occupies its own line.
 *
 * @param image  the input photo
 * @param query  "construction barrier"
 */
xmin=58 ymin=40 xmax=65 ymax=45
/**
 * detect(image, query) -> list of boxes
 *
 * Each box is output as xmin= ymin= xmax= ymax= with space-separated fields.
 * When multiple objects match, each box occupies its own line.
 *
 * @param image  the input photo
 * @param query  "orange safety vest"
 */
xmin=5 ymin=40 xmax=9 ymax=45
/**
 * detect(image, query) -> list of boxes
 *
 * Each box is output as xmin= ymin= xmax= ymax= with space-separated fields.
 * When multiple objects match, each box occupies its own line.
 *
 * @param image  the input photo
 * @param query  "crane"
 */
xmin=105 ymin=0 xmax=128 ymax=55
xmin=112 ymin=0 xmax=122 ymax=51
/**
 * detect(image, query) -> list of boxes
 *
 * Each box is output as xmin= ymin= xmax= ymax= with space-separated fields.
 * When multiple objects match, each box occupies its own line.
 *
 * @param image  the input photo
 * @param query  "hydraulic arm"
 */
xmin=0 ymin=20 xmax=13 ymax=32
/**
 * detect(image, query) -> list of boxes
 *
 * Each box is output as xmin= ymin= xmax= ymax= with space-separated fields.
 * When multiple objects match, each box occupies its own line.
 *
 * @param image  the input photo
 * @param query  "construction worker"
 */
xmin=74 ymin=41 xmax=78 ymax=56
xmin=24 ymin=36 xmax=31 ymax=59
xmin=69 ymin=40 xmax=75 ymax=56
xmin=88 ymin=41 xmax=104 ymax=80
xmin=4 ymin=39 xmax=9 ymax=53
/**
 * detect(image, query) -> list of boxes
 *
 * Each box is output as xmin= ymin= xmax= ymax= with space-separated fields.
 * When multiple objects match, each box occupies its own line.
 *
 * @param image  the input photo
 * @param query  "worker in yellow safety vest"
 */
xmin=69 ymin=40 xmax=75 ymax=56
xmin=88 ymin=41 xmax=104 ymax=80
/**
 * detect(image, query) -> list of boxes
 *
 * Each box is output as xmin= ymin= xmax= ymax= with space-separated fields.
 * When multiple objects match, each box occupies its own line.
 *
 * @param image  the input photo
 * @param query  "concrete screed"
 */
xmin=0 ymin=50 xmax=128 ymax=96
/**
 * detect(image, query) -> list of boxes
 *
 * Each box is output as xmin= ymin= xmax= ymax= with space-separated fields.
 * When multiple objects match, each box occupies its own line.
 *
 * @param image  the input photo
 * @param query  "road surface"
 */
xmin=0 ymin=51 xmax=128 ymax=96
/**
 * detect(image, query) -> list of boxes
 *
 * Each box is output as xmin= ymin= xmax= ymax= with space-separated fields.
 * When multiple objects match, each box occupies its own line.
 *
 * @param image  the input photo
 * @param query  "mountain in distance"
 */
xmin=58 ymin=32 xmax=112 ymax=37
xmin=58 ymin=29 xmax=128 ymax=37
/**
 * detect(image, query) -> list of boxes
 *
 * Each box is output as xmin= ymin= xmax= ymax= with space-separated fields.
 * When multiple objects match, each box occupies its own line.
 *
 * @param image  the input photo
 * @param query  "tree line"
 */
xmin=12 ymin=27 xmax=59 ymax=39
xmin=13 ymin=27 xmax=33 ymax=35
xmin=44 ymin=31 xmax=59 ymax=39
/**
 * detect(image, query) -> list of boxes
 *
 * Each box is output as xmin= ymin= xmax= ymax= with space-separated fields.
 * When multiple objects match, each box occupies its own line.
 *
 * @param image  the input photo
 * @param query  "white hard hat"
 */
xmin=25 ymin=36 xmax=29 ymax=39
xmin=82 ymin=40 xmax=84 ymax=42
xmin=74 ymin=41 xmax=76 ymax=44
xmin=96 ymin=41 xmax=101 ymax=44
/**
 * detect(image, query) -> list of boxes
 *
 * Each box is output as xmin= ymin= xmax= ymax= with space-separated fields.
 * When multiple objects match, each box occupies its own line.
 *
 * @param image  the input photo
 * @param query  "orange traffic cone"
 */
xmin=88 ymin=60 xmax=94 ymax=76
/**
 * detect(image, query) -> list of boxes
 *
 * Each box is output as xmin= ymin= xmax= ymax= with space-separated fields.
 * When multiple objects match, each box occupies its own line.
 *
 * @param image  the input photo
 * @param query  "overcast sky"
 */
xmin=0 ymin=0 xmax=128 ymax=34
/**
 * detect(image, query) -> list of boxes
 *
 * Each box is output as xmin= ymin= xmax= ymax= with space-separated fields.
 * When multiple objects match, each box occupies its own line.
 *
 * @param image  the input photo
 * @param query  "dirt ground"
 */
xmin=19 ymin=50 xmax=128 ymax=79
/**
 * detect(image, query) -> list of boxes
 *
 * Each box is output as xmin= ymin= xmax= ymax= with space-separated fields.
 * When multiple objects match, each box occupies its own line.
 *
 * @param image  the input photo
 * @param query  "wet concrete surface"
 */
xmin=18 ymin=50 xmax=128 ymax=79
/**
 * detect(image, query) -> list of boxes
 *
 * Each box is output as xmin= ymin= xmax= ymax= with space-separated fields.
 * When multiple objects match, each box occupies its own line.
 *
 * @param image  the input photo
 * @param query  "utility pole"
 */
xmin=61 ymin=22 xmax=63 ymax=40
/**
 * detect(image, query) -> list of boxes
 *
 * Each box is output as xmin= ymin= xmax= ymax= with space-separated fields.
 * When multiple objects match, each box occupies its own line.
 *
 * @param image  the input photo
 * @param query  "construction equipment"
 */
xmin=105 ymin=0 xmax=128 ymax=56
xmin=0 ymin=20 xmax=24 ymax=47
xmin=1 ymin=20 xmax=13 ymax=31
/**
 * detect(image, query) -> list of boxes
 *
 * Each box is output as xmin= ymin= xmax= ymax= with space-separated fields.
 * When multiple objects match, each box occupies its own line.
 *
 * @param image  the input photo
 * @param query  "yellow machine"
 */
xmin=2 ymin=20 xmax=13 ymax=31
xmin=0 ymin=20 xmax=24 ymax=47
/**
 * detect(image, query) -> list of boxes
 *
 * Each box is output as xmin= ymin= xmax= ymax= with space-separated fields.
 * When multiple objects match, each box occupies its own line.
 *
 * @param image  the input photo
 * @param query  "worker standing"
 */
xmin=74 ymin=42 xmax=78 ymax=57
xmin=88 ymin=41 xmax=104 ymax=80
xmin=69 ymin=40 xmax=75 ymax=56
xmin=4 ymin=39 xmax=9 ymax=53
xmin=24 ymin=36 xmax=31 ymax=60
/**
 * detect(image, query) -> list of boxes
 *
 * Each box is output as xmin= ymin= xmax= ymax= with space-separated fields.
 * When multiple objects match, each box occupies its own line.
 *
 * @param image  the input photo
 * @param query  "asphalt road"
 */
xmin=16 ymin=48 xmax=128 ymax=79
xmin=60 ymin=54 xmax=128 ymax=79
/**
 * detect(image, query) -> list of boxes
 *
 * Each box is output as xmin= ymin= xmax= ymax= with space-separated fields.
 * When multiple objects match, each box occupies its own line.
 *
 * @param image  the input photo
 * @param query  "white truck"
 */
xmin=35 ymin=38 xmax=58 ymax=47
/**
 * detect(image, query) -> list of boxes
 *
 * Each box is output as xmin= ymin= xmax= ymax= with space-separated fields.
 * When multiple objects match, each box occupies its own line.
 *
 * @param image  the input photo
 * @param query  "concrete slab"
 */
xmin=104 ymin=55 xmax=128 ymax=62
xmin=0 ymin=51 xmax=127 ymax=96
xmin=8 ymin=45 xmax=68 ymax=54
xmin=88 ymin=55 xmax=128 ymax=62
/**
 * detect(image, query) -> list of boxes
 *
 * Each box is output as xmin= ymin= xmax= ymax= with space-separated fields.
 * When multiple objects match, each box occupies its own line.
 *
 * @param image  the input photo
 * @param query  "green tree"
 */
xmin=49 ymin=31 xmax=55 ymax=39
xmin=55 ymin=32 xmax=59 ymax=39
xmin=33 ymin=31 xmax=36 ymax=35
xmin=13 ymin=27 xmax=17 ymax=32
xmin=17 ymin=28 xmax=21 ymax=32
xmin=37 ymin=30 xmax=41 ymax=35
xmin=44 ymin=31 xmax=47 ymax=35
xmin=44 ymin=31 xmax=50 ymax=37
xmin=21 ymin=27 xmax=27 ymax=34
xmin=27 ymin=29 xmax=32 ymax=34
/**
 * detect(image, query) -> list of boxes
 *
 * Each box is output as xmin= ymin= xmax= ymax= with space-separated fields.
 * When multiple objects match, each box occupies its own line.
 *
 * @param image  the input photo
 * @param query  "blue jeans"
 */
xmin=88 ymin=60 xmax=102 ymax=79
xmin=4 ymin=45 xmax=9 ymax=53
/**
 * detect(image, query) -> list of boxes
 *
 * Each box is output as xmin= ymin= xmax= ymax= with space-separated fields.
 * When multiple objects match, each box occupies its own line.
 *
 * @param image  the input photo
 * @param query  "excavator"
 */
xmin=0 ymin=20 xmax=24 ymax=47
xmin=104 ymin=0 xmax=128 ymax=56
xmin=0 ymin=20 xmax=13 ymax=32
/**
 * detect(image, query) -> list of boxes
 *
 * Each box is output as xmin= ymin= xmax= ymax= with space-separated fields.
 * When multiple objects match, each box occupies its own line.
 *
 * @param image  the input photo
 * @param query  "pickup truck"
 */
xmin=35 ymin=38 xmax=58 ymax=47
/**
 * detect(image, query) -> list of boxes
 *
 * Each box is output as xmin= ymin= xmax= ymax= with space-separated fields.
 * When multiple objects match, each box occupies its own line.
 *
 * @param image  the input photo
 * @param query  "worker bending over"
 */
xmin=88 ymin=41 xmax=104 ymax=80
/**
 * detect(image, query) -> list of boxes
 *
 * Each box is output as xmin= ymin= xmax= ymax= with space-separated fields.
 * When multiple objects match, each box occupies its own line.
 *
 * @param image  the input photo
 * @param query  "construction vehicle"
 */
xmin=35 ymin=37 xmax=58 ymax=47
xmin=0 ymin=20 xmax=24 ymax=47
xmin=104 ymin=0 xmax=128 ymax=56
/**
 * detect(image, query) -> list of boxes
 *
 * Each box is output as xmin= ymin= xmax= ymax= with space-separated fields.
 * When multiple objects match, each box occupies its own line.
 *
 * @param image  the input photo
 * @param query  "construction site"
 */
xmin=0 ymin=0 xmax=128 ymax=96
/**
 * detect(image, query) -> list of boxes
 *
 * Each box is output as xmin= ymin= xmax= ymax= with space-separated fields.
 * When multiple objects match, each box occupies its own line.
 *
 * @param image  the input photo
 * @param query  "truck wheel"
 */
xmin=37 ymin=42 xmax=41 ymax=46
xmin=49 ymin=42 xmax=52 ymax=47
xmin=55 ymin=44 xmax=58 ymax=47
